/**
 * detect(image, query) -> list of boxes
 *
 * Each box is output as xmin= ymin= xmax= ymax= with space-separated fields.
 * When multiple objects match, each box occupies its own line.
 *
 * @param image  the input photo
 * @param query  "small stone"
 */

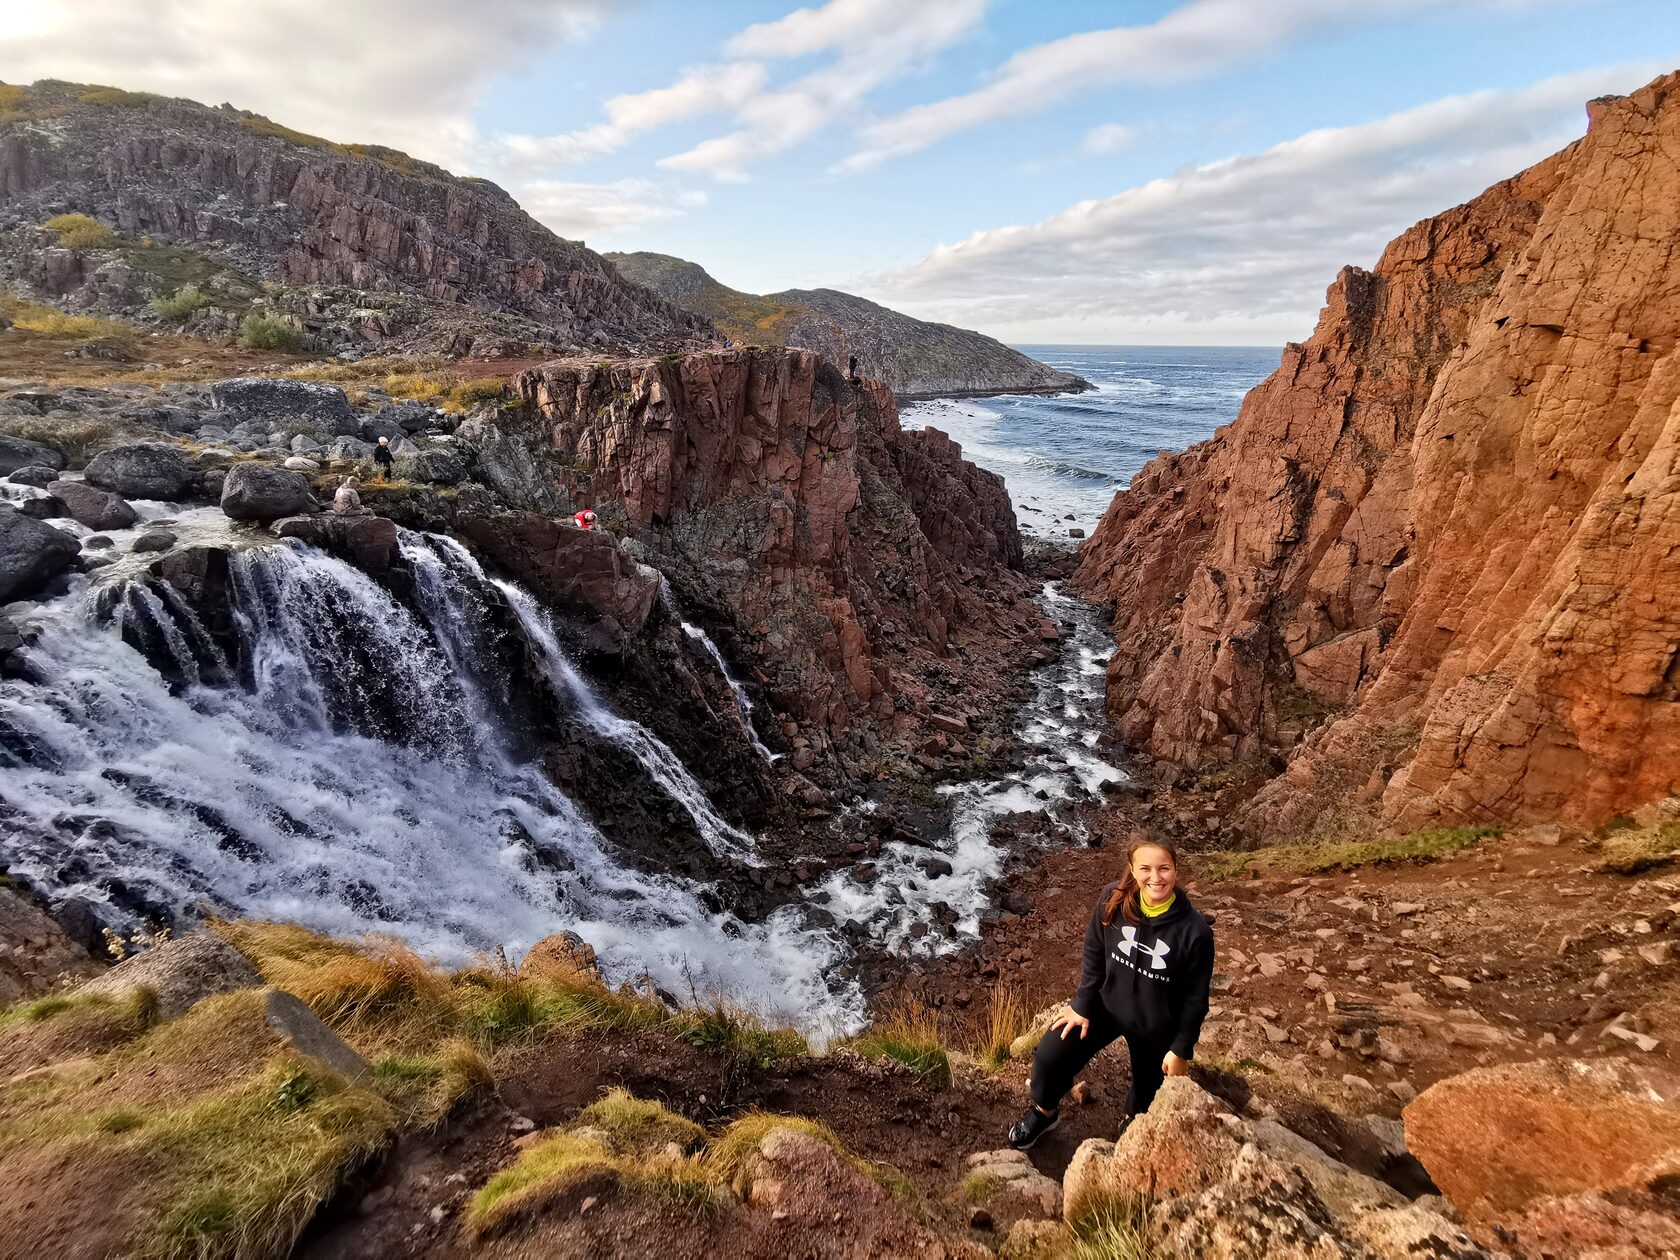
xmin=1392 ymin=903 xmax=1424 ymax=916
xmin=509 ymin=1115 xmax=536 ymax=1134
xmin=1388 ymin=1079 xmax=1417 ymax=1103
xmin=1441 ymin=975 xmax=1473 ymax=992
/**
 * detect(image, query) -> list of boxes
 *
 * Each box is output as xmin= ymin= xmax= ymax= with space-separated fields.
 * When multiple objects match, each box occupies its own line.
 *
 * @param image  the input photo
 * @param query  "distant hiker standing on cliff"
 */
xmin=848 ymin=354 xmax=859 ymax=379
xmin=1008 ymin=838 xmax=1214 ymax=1149
xmin=372 ymin=436 xmax=394 ymax=481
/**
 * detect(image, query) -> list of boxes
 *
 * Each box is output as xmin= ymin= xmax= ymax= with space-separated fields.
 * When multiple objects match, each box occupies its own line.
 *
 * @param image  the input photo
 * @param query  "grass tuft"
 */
xmin=1598 ymin=819 xmax=1680 ymax=875
xmin=1198 ymin=825 xmax=1501 ymax=883
xmin=1065 ymin=1193 xmax=1155 ymax=1260
xmin=706 ymin=1111 xmax=912 ymax=1203
xmin=151 ymin=284 xmax=215 ymax=322
xmin=468 ymin=1132 xmax=723 ymax=1238
xmin=845 ymin=1003 xmax=951 ymax=1088
xmin=573 ymin=1088 xmax=704 ymax=1156
xmin=976 ymin=985 xmax=1032 ymax=1073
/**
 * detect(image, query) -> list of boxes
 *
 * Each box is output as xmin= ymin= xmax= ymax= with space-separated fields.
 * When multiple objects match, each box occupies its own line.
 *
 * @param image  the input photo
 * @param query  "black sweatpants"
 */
xmin=1029 ymin=1008 xmax=1173 ymax=1117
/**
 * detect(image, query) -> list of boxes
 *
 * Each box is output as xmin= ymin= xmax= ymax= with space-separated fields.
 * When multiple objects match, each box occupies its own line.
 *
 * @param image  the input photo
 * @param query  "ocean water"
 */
xmin=900 ymin=345 xmax=1280 ymax=539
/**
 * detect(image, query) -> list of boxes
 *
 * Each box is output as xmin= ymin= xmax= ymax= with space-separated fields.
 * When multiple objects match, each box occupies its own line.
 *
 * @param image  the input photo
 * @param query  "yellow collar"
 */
xmin=1140 ymin=893 xmax=1176 ymax=918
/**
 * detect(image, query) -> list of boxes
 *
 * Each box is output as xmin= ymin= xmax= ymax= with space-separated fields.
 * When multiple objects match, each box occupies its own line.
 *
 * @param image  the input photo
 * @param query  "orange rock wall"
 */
xmin=1074 ymin=72 xmax=1680 ymax=836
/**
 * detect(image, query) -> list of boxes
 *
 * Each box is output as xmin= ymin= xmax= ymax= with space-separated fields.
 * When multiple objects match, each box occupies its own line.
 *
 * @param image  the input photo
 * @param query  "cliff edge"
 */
xmin=1074 ymin=69 xmax=1680 ymax=838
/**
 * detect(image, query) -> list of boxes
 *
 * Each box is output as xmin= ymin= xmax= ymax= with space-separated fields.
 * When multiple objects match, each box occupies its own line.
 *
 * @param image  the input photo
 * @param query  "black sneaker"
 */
xmin=1008 ymin=1105 xmax=1059 ymax=1150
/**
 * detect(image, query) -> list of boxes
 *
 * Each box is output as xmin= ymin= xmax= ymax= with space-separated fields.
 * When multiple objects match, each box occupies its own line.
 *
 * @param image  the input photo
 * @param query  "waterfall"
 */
xmin=491 ymin=576 xmax=759 ymax=863
xmin=0 ymin=535 xmax=856 ymax=1030
xmin=680 ymin=620 xmax=779 ymax=762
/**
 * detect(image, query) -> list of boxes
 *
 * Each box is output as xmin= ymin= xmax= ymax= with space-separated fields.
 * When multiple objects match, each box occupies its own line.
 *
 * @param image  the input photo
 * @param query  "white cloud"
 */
xmin=500 ymin=62 xmax=768 ymax=167
xmin=659 ymin=0 xmax=985 ymax=179
xmin=495 ymin=0 xmax=985 ymax=181
xmin=866 ymin=63 xmax=1665 ymax=343
xmin=1082 ymin=123 xmax=1139 ymax=155
xmin=838 ymin=0 xmax=1596 ymax=171
xmin=2 ymin=0 xmax=616 ymax=171
xmin=518 ymin=177 xmax=700 ymax=244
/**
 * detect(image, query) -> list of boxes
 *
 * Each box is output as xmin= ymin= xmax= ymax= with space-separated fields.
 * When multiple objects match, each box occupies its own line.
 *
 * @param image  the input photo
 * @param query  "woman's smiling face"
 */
xmin=1132 ymin=844 xmax=1178 ymax=904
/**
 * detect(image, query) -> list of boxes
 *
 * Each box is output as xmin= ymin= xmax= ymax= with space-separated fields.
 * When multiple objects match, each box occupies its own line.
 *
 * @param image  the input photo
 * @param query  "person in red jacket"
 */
xmin=1008 ymin=837 xmax=1214 ymax=1149
xmin=573 ymin=509 xmax=597 ymax=530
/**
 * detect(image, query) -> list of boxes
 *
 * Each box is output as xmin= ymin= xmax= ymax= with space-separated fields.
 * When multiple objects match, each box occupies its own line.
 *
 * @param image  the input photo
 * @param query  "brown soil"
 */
xmin=295 ymin=1019 xmax=1131 ymax=1259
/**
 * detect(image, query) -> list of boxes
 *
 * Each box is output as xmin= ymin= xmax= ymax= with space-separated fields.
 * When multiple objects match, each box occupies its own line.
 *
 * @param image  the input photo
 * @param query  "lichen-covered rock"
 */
xmin=1074 ymin=69 xmax=1680 ymax=834
xmin=221 ymin=462 xmax=320 ymax=520
xmin=69 ymin=929 xmax=261 ymax=1019
xmin=209 ymin=378 xmax=358 ymax=434
xmin=1067 ymin=1079 xmax=1489 ymax=1259
xmin=961 ymin=1148 xmax=1062 ymax=1222
xmin=0 ymin=503 xmax=79 ymax=600
xmin=518 ymin=932 xmax=603 ymax=986
xmin=83 ymin=442 xmax=195 ymax=500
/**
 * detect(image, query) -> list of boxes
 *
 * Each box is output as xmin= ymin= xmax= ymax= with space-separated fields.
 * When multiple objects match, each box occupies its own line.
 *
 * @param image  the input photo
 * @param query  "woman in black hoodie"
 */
xmin=1008 ymin=837 xmax=1214 ymax=1149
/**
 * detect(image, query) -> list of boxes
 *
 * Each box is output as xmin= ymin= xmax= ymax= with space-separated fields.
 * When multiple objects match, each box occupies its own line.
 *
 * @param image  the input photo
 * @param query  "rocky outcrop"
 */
xmin=46 ymin=480 xmax=138 ymax=530
xmin=455 ymin=514 xmax=662 ymax=653
xmin=0 ymin=81 xmax=709 ymax=356
xmin=512 ymin=348 xmax=1041 ymax=765
xmin=1074 ymin=70 xmax=1680 ymax=836
xmin=0 ymin=435 xmax=63 ymax=475
xmin=607 ymin=250 xmax=1089 ymax=399
xmin=1062 ymin=1078 xmax=1485 ymax=1258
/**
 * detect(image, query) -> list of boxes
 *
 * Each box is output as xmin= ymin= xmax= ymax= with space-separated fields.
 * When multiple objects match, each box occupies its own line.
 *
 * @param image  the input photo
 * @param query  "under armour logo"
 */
xmin=1118 ymin=926 xmax=1170 ymax=970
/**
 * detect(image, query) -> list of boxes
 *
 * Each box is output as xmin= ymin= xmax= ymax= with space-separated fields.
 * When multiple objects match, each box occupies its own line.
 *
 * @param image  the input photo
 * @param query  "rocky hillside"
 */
xmin=605 ymin=251 xmax=1089 ymax=399
xmin=1074 ymin=69 xmax=1680 ymax=840
xmin=0 ymin=80 xmax=709 ymax=357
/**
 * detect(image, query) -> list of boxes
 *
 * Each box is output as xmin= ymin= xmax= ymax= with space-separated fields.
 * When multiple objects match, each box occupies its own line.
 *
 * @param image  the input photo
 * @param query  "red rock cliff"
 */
xmin=513 ymin=349 xmax=1039 ymax=768
xmin=1074 ymin=70 xmax=1680 ymax=837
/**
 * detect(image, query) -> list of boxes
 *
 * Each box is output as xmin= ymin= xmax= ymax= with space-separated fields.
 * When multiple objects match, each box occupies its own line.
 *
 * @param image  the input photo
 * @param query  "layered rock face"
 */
xmin=606 ymin=251 xmax=1090 ymax=398
xmin=1075 ymin=71 xmax=1680 ymax=836
xmin=0 ymin=82 xmax=707 ymax=354
xmin=514 ymin=349 xmax=1039 ymax=763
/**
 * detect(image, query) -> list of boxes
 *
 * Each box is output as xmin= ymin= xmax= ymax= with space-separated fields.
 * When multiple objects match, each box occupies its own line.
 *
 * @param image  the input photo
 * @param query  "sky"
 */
xmin=4 ymin=0 xmax=1677 ymax=344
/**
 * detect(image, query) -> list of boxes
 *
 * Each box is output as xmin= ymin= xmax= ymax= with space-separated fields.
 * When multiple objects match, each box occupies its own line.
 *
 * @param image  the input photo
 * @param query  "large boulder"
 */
xmin=0 ymin=504 xmax=80 ymax=601
xmin=1064 ymin=1078 xmax=1485 ymax=1259
xmin=1404 ymin=1059 xmax=1680 ymax=1220
xmin=46 ymin=480 xmax=138 ymax=530
xmin=221 ymin=462 xmax=320 ymax=521
xmin=83 ymin=443 xmax=195 ymax=500
xmin=270 ymin=513 xmax=398 ymax=574
xmin=0 ymin=435 xmax=65 ymax=476
xmin=210 ymin=377 xmax=359 ymax=435
xmin=69 ymin=929 xmax=261 ymax=1020
xmin=518 ymin=932 xmax=603 ymax=986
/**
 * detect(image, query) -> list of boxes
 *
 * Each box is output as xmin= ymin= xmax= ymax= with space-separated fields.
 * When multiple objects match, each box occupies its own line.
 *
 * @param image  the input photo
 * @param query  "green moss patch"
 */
xmin=1199 ymin=826 xmax=1501 ymax=882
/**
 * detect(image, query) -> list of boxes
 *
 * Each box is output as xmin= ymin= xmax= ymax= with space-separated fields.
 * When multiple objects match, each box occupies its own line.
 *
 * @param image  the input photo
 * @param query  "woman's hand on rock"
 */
xmin=1162 ymin=1050 xmax=1190 ymax=1077
xmin=1051 ymin=1005 xmax=1090 ymax=1040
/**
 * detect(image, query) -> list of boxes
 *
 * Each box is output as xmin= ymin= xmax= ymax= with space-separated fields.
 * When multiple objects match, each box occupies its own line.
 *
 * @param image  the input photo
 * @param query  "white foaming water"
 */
xmin=489 ymin=573 xmax=759 ymax=864
xmin=680 ymin=620 xmax=778 ymax=762
xmin=0 ymin=537 xmax=857 ymax=1031
xmin=813 ymin=581 xmax=1126 ymax=951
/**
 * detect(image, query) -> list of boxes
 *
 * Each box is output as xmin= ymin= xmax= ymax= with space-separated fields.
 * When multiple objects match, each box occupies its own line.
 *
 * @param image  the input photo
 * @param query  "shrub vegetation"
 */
xmin=43 ymin=212 xmax=116 ymax=249
xmin=237 ymin=313 xmax=308 ymax=353
xmin=151 ymin=284 xmax=214 ymax=322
